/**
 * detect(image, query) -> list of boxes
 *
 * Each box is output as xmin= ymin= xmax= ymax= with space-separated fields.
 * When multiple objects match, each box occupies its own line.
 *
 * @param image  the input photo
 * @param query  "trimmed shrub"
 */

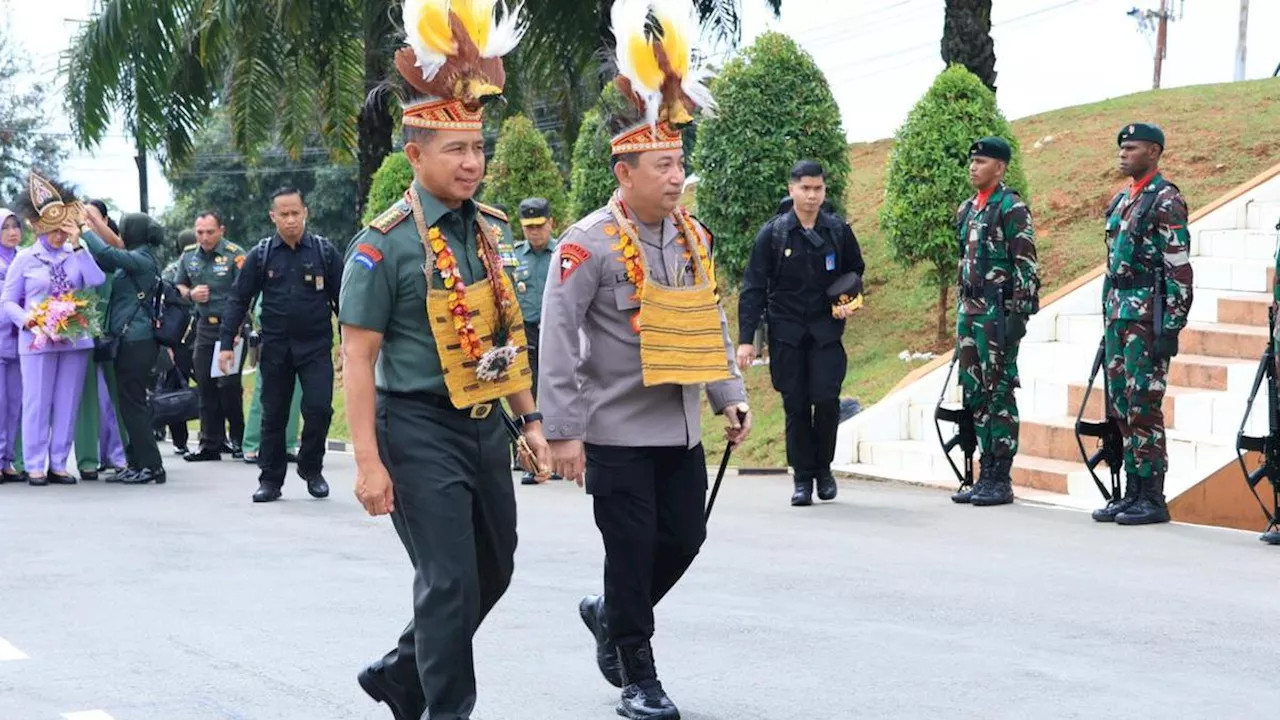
xmin=879 ymin=63 xmax=1027 ymax=340
xmin=482 ymin=114 xmax=567 ymax=239
xmin=362 ymin=152 xmax=414 ymax=225
xmin=692 ymin=31 xmax=849 ymax=284
xmin=567 ymin=108 xmax=616 ymax=222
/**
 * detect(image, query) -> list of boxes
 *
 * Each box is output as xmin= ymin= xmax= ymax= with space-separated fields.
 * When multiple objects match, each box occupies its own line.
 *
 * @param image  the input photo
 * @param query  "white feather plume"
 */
xmin=684 ymin=66 xmax=717 ymax=117
xmin=481 ymin=0 xmax=527 ymax=58
xmin=612 ymin=0 xmax=663 ymax=127
xmin=402 ymin=0 xmax=453 ymax=82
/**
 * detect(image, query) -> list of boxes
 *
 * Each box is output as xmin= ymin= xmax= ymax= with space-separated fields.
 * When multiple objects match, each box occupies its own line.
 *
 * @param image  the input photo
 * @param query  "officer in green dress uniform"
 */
xmin=341 ymin=6 xmax=549 ymax=719
xmin=175 ymin=211 xmax=246 ymax=461
xmin=511 ymin=197 xmax=558 ymax=485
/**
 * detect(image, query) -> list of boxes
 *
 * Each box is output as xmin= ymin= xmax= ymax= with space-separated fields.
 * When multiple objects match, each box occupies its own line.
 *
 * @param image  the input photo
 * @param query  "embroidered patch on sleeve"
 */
xmin=558 ymin=243 xmax=591 ymax=282
xmin=353 ymin=243 xmax=383 ymax=270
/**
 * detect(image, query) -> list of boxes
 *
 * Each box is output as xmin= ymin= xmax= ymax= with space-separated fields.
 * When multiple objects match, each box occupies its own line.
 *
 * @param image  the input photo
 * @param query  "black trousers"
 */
xmin=257 ymin=344 xmax=332 ymax=487
xmin=524 ymin=321 xmax=540 ymax=400
xmin=587 ymin=443 xmax=707 ymax=648
xmin=192 ymin=321 xmax=244 ymax=451
xmin=770 ymin=332 xmax=845 ymax=479
xmin=117 ymin=338 xmax=162 ymax=470
xmin=375 ymin=392 xmax=517 ymax=720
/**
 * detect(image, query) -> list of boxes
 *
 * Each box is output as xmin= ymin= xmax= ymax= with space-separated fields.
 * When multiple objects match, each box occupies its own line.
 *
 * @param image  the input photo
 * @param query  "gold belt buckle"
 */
xmin=469 ymin=403 xmax=493 ymax=420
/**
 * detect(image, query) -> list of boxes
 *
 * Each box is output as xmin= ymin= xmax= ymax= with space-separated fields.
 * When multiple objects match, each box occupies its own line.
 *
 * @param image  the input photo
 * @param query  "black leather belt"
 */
xmin=1108 ymin=272 xmax=1157 ymax=290
xmin=959 ymin=284 xmax=1010 ymax=301
xmin=384 ymin=390 xmax=495 ymax=420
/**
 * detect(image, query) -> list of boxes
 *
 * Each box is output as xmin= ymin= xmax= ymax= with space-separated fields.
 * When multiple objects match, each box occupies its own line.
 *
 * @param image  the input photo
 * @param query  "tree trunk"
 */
xmin=941 ymin=0 xmax=997 ymax=93
xmin=937 ymin=284 xmax=950 ymax=343
xmin=356 ymin=102 xmax=393 ymax=222
xmin=134 ymin=138 xmax=149 ymax=215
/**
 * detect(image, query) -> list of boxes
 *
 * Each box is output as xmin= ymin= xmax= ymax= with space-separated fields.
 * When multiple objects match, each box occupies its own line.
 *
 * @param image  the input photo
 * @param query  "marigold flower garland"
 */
xmin=607 ymin=197 xmax=715 ymax=313
xmin=427 ymin=223 xmax=520 ymax=375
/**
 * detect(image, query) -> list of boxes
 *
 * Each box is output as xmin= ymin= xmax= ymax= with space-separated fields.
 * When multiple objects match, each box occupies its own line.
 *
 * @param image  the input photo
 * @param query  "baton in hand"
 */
xmin=704 ymin=444 xmax=734 ymax=522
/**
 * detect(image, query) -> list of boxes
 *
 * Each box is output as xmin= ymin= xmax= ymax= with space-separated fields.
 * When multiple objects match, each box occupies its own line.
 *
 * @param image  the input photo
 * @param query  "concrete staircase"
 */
xmin=836 ymin=171 xmax=1280 ymax=509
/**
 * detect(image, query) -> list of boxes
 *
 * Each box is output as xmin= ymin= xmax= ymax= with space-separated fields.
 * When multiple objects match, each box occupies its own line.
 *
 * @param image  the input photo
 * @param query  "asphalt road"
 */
xmin=3 ymin=447 xmax=1280 ymax=720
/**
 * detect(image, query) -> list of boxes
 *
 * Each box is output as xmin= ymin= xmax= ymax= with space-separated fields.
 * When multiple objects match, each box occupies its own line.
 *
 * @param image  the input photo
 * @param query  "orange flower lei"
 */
xmin=427 ymin=223 xmax=519 ymax=364
xmin=608 ymin=197 xmax=713 ymax=303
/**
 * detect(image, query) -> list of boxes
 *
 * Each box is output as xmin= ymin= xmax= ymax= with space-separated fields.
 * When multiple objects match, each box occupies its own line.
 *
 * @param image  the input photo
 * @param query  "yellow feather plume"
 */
xmin=453 ymin=0 xmax=494 ymax=54
xmin=626 ymin=31 xmax=665 ymax=95
xmin=652 ymin=7 xmax=689 ymax=78
xmin=415 ymin=0 xmax=456 ymax=57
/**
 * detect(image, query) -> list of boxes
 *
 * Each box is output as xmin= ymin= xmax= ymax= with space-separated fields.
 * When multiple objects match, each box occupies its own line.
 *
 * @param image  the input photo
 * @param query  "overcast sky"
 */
xmin=4 ymin=0 xmax=1276 ymax=218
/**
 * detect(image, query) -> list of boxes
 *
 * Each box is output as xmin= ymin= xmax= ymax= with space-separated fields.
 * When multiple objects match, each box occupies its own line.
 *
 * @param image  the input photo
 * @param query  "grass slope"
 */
xmin=703 ymin=78 xmax=1280 ymax=468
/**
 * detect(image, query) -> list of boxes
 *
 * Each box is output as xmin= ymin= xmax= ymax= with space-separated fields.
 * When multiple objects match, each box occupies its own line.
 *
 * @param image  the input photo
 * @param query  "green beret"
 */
xmin=969 ymin=137 xmax=1011 ymax=163
xmin=1118 ymin=122 xmax=1165 ymax=148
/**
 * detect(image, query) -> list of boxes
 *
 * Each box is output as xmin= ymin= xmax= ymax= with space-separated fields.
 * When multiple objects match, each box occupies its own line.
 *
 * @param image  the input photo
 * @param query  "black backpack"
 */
xmin=151 ymin=274 xmax=193 ymax=349
xmin=252 ymin=234 xmax=340 ymax=318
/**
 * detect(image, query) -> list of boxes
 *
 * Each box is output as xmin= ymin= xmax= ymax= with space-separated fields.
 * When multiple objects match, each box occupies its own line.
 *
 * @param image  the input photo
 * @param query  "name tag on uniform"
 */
xmin=304 ymin=274 xmax=313 ymax=283
xmin=825 ymin=253 xmax=836 ymax=271
xmin=315 ymin=276 xmax=324 ymax=291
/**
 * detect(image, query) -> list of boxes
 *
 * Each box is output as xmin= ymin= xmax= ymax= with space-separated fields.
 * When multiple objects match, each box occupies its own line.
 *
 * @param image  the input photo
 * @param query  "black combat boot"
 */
xmin=578 ymin=595 xmax=622 ymax=688
xmin=615 ymin=641 xmax=680 ymax=720
xmin=815 ymin=470 xmax=838 ymax=501
xmin=1115 ymin=472 xmax=1170 ymax=525
xmin=951 ymin=454 xmax=992 ymax=504
xmin=971 ymin=456 xmax=1015 ymax=506
xmin=790 ymin=475 xmax=814 ymax=507
xmin=1091 ymin=473 xmax=1142 ymax=523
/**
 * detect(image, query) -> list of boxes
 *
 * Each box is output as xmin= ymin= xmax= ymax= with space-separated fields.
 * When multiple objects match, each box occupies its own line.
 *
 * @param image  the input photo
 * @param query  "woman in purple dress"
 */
xmin=2 ymin=174 xmax=106 ymax=485
xmin=0 ymin=209 xmax=23 ymax=483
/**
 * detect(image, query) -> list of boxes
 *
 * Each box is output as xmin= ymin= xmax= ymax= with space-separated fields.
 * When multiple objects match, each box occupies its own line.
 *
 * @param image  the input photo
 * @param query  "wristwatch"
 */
xmin=516 ymin=411 xmax=544 ymax=429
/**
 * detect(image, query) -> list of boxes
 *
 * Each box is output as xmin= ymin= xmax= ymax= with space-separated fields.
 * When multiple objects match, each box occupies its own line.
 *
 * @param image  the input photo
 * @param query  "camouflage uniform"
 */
xmin=956 ymin=183 xmax=1040 ymax=464
xmin=1099 ymin=171 xmax=1193 ymax=522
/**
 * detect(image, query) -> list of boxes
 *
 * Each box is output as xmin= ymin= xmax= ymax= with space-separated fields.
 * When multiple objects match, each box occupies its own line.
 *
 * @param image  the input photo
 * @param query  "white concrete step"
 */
xmin=1191 ymin=256 xmax=1269 ymax=293
xmin=1193 ymin=229 xmax=1277 ymax=261
xmin=1186 ymin=288 xmax=1271 ymax=325
xmin=1246 ymin=200 xmax=1280 ymax=233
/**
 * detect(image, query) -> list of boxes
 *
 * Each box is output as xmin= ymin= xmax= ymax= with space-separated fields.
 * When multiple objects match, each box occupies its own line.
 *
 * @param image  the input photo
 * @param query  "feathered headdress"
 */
xmin=15 ymin=172 xmax=84 ymax=236
xmin=394 ymin=0 xmax=527 ymax=131
xmin=609 ymin=0 xmax=716 ymax=156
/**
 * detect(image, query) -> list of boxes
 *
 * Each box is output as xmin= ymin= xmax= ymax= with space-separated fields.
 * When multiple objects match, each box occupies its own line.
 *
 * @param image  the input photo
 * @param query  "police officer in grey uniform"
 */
xmin=539 ymin=25 xmax=751 ymax=717
xmin=511 ymin=197 xmax=557 ymax=485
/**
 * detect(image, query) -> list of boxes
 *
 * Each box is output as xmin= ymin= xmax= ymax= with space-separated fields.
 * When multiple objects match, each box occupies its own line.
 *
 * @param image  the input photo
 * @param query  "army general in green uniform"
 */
xmin=175 ymin=211 xmax=246 ymax=461
xmin=510 ymin=197 xmax=558 ymax=485
xmin=340 ymin=8 xmax=549 ymax=719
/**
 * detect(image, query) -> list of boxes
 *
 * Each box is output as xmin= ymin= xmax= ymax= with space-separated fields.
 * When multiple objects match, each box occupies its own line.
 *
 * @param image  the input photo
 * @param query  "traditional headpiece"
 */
xmin=609 ymin=0 xmax=716 ymax=156
xmin=15 ymin=172 xmax=84 ymax=236
xmin=393 ymin=0 xmax=527 ymax=132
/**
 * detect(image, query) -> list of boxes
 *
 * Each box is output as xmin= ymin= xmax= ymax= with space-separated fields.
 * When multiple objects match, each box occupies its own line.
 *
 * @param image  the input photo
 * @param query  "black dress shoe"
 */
xmin=815 ymin=471 xmax=838 ymax=501
xmin=173 ymin=445 xmax=190 ymax=456
xmin=303 ymin=474 xmax=330 ymax=499
xmin=28 ymin=475 xmax=48 ymax=486
xmin=521 ymin=472 xmax=539 ymax=485
xmin=184 ymin=448 xmax=222 ymax=462
xmin=285 ymin=452 xmax=299 ymax=463
xmin=579 ymin=595 xmax=623 ymax=688
xmin=122 ymin=468 xmax=166 ymax=485
xmin=357 ymin=664 xmax=423 ymax=720
xmin=80 ymin=470 xmax=99 ymax=481
xmin=47 ymin=472 xmax=77 ymax=485
xmin=253 ymin=483 xmax=283 ymax=503
xmin=0 ymin=470 xmax=20 ymax=484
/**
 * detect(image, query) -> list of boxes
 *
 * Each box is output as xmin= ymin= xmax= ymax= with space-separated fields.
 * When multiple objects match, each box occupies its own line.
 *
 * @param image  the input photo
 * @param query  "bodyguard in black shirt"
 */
xmin=737 ymin=161 xmax=865 ymax=507
xmin=219 ymin=187 xmax=342 ymax=503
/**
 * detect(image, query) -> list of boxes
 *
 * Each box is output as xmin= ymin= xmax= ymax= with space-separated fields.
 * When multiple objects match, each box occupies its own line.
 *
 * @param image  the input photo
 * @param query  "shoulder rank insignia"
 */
xmin=182 ymin=243 xmax=197 ymax=252
xmin=370 ymin=202 xmax=411 ymax=234
xmin=476 ymin=202 xmax=508 ymax=223
xmin=225 ymin=242 xmax=244 ymax=254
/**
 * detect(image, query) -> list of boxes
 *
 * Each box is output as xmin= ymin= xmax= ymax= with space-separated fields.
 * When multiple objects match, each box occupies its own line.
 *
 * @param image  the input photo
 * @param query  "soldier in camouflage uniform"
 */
xmin=952 ymin=137 xmax=1040 ymax=506
xmin=1091 ymin=123 xmax=1194 ymax=526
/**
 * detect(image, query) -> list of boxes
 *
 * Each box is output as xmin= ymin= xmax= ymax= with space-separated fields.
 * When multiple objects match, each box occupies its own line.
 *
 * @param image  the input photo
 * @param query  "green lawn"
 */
xmin=320 ymin=79 xmax=1280 ymax=469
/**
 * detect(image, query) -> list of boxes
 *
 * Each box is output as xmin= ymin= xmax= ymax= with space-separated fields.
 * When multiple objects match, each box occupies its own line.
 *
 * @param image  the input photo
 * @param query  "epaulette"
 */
xmin=225 ymin=242 xmax=244 ymax=254
xmin=369 ymin=202 xmax=411 ymax=234
xmin=182 ymin=243 xmax=197 ymax=252
xmin=476 ymin=202 xmax=508 ymax=223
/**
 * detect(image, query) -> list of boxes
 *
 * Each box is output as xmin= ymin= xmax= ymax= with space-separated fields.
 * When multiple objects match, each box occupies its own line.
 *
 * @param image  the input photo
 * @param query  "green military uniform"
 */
xmin=953 ymin=137 xmax=1040 ymax=506
xmin=340 ymin=183 xmax=522 ymax=718
xmin=1093 ymin=123 xmax=1193 ymax=526
xmin=175 ymin=237 xmax=246 ymax=456
xmin=509 ymin=198 xmax=558 ymax=482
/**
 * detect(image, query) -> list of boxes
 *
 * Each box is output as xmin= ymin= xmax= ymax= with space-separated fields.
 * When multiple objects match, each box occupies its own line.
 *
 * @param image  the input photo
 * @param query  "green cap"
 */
xmin=1118 ymin=122 xmax=1165 ymax=148
xmin=969 ymin=137 xmax=1011 ymax=163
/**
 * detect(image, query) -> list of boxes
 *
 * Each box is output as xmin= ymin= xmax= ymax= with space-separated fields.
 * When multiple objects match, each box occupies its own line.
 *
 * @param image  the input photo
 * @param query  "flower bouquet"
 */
xmin=26 ymin=291 xmax=103 ymax=351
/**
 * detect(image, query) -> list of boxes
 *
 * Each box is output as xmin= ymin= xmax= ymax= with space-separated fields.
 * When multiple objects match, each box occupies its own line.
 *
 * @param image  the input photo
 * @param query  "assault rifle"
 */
xmin=1074 ymin=336 xmax=1124 ymax=503
xmin=934 ymin=352 xmax=977 ymax=493
xmin=1237 ymin=288 xmax=1280 ymax=545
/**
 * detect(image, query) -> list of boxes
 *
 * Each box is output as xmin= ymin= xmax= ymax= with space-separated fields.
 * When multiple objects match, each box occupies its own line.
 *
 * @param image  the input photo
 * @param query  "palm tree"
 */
xmin=63 ymin=0 xmax=780 ymax=218
xmin=941 ymin=0 xmax=997 ymax=93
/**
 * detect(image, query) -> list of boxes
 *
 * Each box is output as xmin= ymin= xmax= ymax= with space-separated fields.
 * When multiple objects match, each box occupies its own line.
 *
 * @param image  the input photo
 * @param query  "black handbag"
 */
xmin=150 ymin=386 xmax=200 ymax=426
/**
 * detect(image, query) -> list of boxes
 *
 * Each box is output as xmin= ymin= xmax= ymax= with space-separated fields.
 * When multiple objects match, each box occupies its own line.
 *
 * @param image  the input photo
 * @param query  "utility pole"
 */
xmin=1235 ymin=0 xmax=1249 ymax=82
xmin=1127 ymin=1 xmax=1177 ymax=90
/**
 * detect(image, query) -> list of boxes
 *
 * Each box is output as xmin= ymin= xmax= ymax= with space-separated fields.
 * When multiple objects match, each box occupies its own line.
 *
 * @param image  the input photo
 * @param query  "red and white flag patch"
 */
xmin=558 ymin=243 xmax=591 ymax=282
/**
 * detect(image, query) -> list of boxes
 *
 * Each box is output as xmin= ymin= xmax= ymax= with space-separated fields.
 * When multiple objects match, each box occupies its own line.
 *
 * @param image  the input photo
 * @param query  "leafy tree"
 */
xmin=362 ymin=153 xmax=416 ymax=226
xmin=942 ymin=0 xmax=997 ymax=93
xmin=161 ymin=115 xmax=359 ymax=256
xmin=0 ymin=26 xmax=65 ymax=207
xmin=879 ymin=64 xmax=1026 ymax=341
xmin=692 ymin=31 xmax=849 ymax=284
xmin=482 ymin=115 xmax=567 ymax=240
xmin=567 ymin=108 xmax=616 ymax=222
